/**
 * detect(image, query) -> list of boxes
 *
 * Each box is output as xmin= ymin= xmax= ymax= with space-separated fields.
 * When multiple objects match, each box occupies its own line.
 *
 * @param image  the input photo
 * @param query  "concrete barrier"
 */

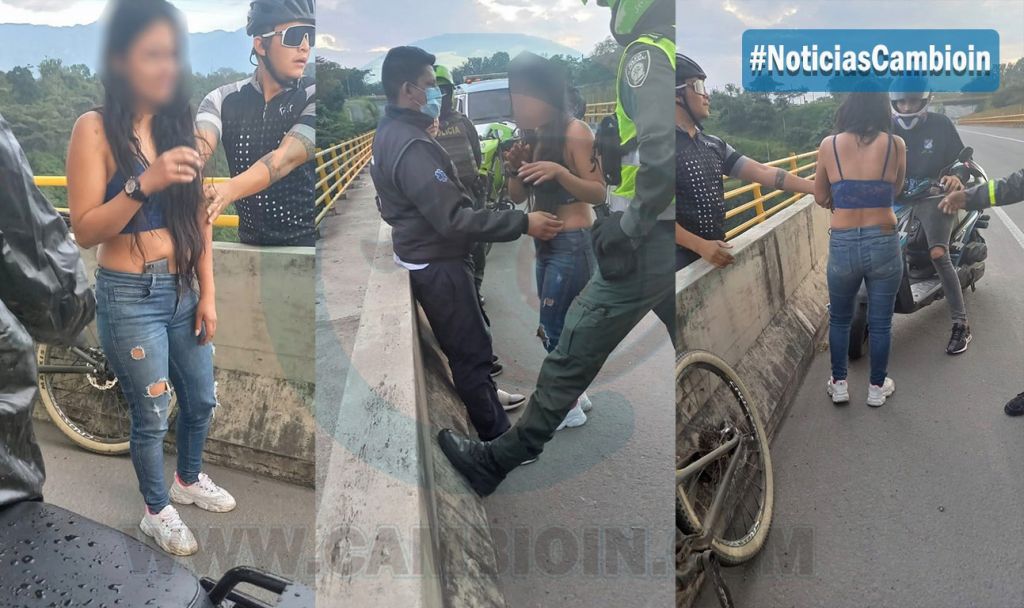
xmin=34 ymin=242 xmax=316 ymax=486
xmin=316 ymin=219 xmax=505 ymax=607
xmin=676 ymin=196 xmax=830 ymax=607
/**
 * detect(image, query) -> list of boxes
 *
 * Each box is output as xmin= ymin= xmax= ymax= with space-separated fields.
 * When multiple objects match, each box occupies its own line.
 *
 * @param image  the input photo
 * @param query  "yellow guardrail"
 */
xmin=584 ymin=101 xmax=616 ymax=125
xmin=315 ymin=130 xmax=375 ymax=225
xmin=724 ymin=150 xmax=819 ymax=240
xmin=37 ymin=176 xmax=239 ymax=228
xmin=958 ymin=113 xmax=1024 ymax=126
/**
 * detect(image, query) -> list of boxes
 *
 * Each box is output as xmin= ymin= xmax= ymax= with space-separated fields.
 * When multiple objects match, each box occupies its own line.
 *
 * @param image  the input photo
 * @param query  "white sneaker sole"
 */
xmin=501 ymin=397 xmax=525 ymax=411
xmin=826 ymin=383 xmax=849 ymax=404
xmin=169 ymin=483 xmax=237 ymax=513
xmin=139 ymin=518 xmax=197 ymax=556
xmin=867 ymin=386 xmax=896 ymax=407
xmin=556 ymin=408 xmax=587 ymax=431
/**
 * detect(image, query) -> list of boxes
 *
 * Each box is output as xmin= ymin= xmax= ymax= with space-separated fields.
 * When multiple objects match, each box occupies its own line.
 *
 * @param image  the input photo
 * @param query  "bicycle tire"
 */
xmin=676 ymin=349 xmax=774 ymax=565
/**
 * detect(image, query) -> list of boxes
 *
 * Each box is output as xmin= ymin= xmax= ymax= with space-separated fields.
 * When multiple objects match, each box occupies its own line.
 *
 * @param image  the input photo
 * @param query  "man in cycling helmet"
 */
xmin=196 ymin=0 xmax=316 ymax=246
xmin=675 ymin=53 xmax=815 ymax=271
xmin=890 ymin=76 xmax=972 ymax=355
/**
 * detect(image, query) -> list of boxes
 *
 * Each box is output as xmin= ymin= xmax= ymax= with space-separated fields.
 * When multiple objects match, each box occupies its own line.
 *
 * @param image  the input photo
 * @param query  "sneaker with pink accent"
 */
xmin=170 ymin=472 xmax=237 ymax=513
xmin=826 ymin=377 xmax=849 ymax=404
xmin=139 ymin=505 xmax=198 ymax=556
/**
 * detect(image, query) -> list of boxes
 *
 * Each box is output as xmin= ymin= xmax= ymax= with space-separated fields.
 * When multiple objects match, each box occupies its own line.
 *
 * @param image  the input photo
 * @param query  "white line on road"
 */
xmin=993 ymin=207 xmax=1024 ymax=253
xmin=958 ymin=128 xmax=1024 ymax=144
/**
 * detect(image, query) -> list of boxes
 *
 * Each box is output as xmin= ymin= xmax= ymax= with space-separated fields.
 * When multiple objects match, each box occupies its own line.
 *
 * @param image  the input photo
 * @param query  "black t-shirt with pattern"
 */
xmin=198 ymin=74 xmax=316 ymax=246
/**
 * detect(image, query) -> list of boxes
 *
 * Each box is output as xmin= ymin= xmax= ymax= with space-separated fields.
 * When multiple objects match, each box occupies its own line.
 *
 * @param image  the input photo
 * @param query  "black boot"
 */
xmin=438 ymin=429 xmax=508 ymax=497
xmin=1005 ymin=392 xmax=1024 ymax=416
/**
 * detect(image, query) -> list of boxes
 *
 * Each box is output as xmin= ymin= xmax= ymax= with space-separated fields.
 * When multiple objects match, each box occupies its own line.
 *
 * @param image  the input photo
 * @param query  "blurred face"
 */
xmin=511 ymin=93 xmax=555 ymax=130
xmin=255 ymin=20 xmax=313 ymax=81
xmin=116 ymin=19 xmax=180 ymax=108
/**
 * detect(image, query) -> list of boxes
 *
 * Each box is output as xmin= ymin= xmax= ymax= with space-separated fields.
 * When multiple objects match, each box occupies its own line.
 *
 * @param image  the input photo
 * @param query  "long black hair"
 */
xmin=834 ymin=91 xmax=892 ymax=145
xmin=99 ymin=0 xmax=204 ymax=291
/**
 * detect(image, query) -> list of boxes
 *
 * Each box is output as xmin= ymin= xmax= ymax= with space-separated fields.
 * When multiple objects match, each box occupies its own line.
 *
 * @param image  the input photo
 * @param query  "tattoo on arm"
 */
xmin=259 ymin=152 xmax=285 ymax=185
xmin=774 ymin=167 xmax=787 ymax=190
xmin=290 ymin=131 xmax=316 ymax=160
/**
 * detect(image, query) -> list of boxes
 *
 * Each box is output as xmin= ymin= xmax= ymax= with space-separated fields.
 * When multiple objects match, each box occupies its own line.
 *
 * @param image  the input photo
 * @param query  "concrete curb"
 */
xmin=676 ymin=197 xmax=831 ymax=606
xmin=316 ymin=217 xmax=505 ymax=607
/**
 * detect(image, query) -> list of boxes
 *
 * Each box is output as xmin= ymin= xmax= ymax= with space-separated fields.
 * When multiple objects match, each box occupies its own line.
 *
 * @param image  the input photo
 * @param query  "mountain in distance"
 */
xmin=0 ymin=22 xmax=254 ymax=74
xmin=321 ymin=32 xmax=585 ymax=81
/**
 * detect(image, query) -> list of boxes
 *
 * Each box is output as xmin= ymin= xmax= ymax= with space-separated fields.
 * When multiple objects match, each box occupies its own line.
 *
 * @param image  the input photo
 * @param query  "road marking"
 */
xmin=959 ymin=128 xmax=1024 ymax=144
xmin=993 ymin=207 xmax=1024 ymax=252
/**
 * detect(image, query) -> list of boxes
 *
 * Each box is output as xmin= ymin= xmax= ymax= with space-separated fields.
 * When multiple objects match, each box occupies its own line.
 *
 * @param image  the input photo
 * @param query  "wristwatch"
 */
xmin=124 ymin=176 xmax=150 ymax=204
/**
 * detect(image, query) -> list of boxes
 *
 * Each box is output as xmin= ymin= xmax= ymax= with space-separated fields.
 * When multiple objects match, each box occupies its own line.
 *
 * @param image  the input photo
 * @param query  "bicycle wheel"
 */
xmin=676 ymin=349 xmax=773 ymax=565
xmin=36 ymin=324 xmax=132 ymax=454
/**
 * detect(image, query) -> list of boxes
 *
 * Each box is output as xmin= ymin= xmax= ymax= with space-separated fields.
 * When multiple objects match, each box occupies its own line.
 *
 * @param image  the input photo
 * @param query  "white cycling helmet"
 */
xmin=889 ymin=76 xmax=931 ymax=130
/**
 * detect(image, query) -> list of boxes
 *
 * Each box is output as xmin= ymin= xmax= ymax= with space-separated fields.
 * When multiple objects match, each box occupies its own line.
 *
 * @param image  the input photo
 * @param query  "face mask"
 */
xmin=411 ymin=83 xmax=443 ymax=119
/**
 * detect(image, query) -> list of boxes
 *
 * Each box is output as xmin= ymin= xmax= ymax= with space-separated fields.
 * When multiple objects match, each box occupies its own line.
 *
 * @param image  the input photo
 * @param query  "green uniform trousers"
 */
xmin=490 ymin=221 xmax=676 ymax=469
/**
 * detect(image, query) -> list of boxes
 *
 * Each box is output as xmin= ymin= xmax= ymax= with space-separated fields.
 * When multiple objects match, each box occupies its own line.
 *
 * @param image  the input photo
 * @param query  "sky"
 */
xmin=0 ymin=0 xmax=250 ymax=32
xmin=679 ymin=0 xmax=1024 ymax=90
xmin=317 ymin=0 xmax=613 ymax=68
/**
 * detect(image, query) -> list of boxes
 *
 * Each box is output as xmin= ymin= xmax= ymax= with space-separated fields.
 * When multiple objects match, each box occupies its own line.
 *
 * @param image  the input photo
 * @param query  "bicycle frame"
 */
xmin=37 ymin=345 xmax=104 ymax=375
xmin=677 ymin=432 xmax=745 ymax=548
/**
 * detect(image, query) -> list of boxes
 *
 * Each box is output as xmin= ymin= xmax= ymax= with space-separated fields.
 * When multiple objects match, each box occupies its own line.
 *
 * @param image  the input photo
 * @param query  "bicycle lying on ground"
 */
xmin=676 ymin=350 xmax=775 ymax=608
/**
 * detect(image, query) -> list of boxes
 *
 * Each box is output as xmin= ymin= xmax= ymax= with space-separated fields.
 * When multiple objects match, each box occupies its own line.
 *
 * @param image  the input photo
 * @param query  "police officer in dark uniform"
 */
xmin=436 ymin=0 xmax=678 ymax=496
xmin=371 ymin=46 xmax=563 ymax=441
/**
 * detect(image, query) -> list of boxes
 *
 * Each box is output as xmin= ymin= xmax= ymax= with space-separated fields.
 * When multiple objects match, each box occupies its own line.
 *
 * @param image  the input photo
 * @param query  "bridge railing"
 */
xmin=723 ymin=150 xmax=819 ymax=240
xmin=958 ymin=113 xmax=1024 ymax=126
xmin=36 ymin=176 xmax=238 ymax=228
xmin=583 ymin=101 xmax=617 ymax=126
xmin=315 ymin=130 xmax=375 ymax=225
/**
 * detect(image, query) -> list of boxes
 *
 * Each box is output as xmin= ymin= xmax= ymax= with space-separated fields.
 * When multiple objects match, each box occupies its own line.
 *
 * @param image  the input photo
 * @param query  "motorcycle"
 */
xmin=477 ymin=121 xmax=519 ymax=211
xmin=848 ymin=146 xmax=989 ymax=359
xmin=0 ymin=500 xmax=312 ymax=607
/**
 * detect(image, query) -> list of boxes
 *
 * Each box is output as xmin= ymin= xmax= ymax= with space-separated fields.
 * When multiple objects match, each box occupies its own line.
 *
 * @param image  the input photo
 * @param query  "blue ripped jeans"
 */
xmin=535 ymin=229 xmax=597 ymax=352
xmin=95 ymin=268 xmax=216 ymax=513
xmin=827 ymin=227 xmax=903 ymax=387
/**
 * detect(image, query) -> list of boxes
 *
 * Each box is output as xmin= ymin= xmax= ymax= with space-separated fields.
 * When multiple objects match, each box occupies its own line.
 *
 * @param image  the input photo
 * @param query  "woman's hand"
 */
xmin=503 ymin=141 xmax=532 ymax=172
xmin=204 ymin=182 xmax=235 ymax=224
xmin=518 ymin=160 xmax=567 ymax=186
xmin=195 ymin=294 xmax=217 ymax=345
xmin=139 ymin=146 xmax=203 ymax=196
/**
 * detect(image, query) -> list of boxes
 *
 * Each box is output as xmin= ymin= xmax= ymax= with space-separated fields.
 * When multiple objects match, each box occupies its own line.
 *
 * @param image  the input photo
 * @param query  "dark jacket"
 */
xmin=0 ymin=113 xmax=95 ymax=507
xmin=371 ymin=106 xmax=527 ymax=264
xmin=966 ymin=168 xmax=1024 ymax=211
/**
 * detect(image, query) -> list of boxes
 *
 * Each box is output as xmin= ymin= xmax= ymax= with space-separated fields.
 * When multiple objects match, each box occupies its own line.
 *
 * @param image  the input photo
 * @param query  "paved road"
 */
xmin=36 ymin=420 xmax=316 ymax=586
xmin=316 ymin=179 xmax=676 ymax=606
xmin=697 ymin=125 xmax=1024 ymax=607
xmin=480 ymin=235 xmax=675 ymax=608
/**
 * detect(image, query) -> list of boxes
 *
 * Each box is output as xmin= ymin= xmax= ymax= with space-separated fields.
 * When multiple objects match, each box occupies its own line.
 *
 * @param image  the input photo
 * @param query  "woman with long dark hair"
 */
xmin=505 ymin=52 xmax=607 ymax=429
xmin=815 ymin=90 xmax=907 ymax=408
xmin=67 ymin=0 xmax=234 ymax=556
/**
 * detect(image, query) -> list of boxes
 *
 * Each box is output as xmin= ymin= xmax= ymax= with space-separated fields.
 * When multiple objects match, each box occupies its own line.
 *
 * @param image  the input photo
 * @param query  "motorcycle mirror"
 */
xmin=958 ymin=146 xmax=974 ymax=162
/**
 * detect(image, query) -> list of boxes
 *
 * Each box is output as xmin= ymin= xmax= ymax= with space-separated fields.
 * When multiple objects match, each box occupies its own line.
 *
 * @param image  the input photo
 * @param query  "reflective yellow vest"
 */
xmin=611 ymin=34 xmax=676 ymax=208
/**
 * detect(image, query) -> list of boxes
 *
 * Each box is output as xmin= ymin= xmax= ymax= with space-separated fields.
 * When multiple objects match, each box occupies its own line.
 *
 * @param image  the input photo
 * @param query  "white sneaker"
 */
xmin=556 ymin=402 xmax=587 ymax=431
xmin=170 ymin=472 xmax=237 ymax=513
xmin=578 ymin=391 xmax=593 ymax=413
xmin=867 ymin=377 xmax=896 ymax=407
xmin=826 ymin=378 xmax=849 ymax=404
xmin=497 ymin=389 xmax=525 ymax=411
xmin=140 ymin=505 xmax=198 ymax=556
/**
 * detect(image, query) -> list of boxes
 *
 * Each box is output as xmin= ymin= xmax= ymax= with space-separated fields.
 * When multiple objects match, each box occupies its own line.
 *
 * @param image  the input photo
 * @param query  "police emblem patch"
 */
xmin=435 ymin=168 xmax=449 ymax=183
xmin=626 ymin=50 xmax=651 ymax=88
